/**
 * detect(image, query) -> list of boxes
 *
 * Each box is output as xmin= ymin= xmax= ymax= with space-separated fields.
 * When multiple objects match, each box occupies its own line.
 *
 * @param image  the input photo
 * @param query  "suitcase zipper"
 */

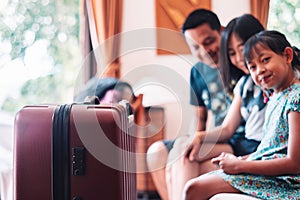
xmin=52 ymin=104 xmax=72 ymax=200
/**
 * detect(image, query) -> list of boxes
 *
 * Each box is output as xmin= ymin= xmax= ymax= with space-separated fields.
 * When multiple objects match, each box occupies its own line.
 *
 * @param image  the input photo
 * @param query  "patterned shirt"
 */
xmin=190 ymin=62 xmax=228 ymax=126
xmin=233 ymin=75 xmax=266 ymax=141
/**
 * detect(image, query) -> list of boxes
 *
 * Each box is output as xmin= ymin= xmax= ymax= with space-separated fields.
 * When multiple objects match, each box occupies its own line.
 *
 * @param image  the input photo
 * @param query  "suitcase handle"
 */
xmin=52 ymin=104 xmax=72 ymax=200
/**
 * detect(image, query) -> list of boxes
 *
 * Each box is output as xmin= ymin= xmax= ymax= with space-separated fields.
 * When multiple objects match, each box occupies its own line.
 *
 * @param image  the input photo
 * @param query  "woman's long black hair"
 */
xmin=219 ymin=14 xmax=265 ymax=95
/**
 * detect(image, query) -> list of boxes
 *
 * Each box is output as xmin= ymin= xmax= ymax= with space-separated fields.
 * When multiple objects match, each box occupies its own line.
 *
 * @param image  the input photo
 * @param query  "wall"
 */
xmin=212 ymin=0 xmax=250 ymax=25
xmin=121 ymin=0 xmax=250 ymax=139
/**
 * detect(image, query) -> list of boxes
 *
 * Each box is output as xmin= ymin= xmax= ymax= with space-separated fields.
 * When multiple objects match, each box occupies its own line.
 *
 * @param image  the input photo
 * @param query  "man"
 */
xmin=146 ymin=9 xmax=241 ymax=200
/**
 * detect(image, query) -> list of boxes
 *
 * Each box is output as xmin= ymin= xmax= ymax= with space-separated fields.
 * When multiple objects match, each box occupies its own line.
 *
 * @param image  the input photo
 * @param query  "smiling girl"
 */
xmin=183 ymin=30 xmax=300 ymax=200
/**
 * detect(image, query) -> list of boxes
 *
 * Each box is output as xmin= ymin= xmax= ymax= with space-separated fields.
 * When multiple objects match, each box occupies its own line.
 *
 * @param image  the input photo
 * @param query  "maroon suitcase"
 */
xmin=14 ymin=104 xmax=136 ymax=200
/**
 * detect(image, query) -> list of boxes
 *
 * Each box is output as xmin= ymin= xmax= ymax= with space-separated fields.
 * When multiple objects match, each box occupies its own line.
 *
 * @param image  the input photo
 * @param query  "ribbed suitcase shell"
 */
xmin=14 ymin=104 xmax=136 ymax=200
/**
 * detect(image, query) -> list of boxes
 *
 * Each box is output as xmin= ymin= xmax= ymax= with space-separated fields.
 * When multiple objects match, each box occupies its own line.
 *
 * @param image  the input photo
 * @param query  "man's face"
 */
xmin=184 ymin=23 xmax=221 ymax=67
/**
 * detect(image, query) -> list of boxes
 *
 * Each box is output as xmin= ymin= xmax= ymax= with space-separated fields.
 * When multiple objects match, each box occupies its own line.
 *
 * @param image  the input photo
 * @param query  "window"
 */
xmin=0 ymin=0 xmax=81 ymax=119
xmin=268 ymin=0 xmax=300 ymax=47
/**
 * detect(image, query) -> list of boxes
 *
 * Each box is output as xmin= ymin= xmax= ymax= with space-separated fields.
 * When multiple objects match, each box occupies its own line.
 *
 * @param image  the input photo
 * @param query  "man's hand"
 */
xmin=184 ymin=132 xmax=204 ymax=162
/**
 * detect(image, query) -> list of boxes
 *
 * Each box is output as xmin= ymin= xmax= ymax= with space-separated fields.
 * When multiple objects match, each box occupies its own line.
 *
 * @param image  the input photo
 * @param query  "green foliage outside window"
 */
xmin=268 ymin=0 xmax=300 ymax=48
xmin=0 ymin=0 xmax=81 ymax=114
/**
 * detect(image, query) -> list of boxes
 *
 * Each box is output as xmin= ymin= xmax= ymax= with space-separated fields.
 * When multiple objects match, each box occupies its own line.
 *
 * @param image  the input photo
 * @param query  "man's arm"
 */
xmin=195 ymin=106 xmax=208 ymax=131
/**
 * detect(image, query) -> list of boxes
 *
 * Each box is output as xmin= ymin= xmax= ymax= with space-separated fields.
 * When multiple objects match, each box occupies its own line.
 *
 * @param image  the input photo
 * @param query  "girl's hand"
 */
xmin=184 ymin=132 xmax=204 ymax=162
xmin=211 ymin=152 xmax=244 ymax=174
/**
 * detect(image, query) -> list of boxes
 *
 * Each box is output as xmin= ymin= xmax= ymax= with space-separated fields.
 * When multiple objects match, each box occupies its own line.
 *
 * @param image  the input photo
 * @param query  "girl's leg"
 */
xmin=166 ymin=137 xmax=233 ymax=200
xmin=183 ymin=174 xmax=241 ymax=200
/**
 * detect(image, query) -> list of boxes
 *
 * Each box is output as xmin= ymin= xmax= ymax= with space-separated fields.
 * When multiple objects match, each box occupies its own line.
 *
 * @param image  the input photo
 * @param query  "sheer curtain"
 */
xmin=80 ymin=0 xmax=123 ymax=81
xmin=250 ymin=0 xmax=270 ymax=28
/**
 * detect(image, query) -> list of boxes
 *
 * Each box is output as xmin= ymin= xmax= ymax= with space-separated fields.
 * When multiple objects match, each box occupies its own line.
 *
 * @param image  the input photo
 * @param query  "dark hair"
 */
xmin=114 ymin=81 xmax=134 ymax=93
xmin=181 ymin=9 xmax=221 ymax=33
xmin=219 ymin=14 xmax=265 ymax=94
xmin=243 ymin=30 xmax=300 ymax=71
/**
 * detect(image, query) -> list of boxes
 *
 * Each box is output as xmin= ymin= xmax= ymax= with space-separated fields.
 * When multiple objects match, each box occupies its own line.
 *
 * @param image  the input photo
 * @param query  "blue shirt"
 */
xmin=190 ymin=62 xmax=228 ymax=126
